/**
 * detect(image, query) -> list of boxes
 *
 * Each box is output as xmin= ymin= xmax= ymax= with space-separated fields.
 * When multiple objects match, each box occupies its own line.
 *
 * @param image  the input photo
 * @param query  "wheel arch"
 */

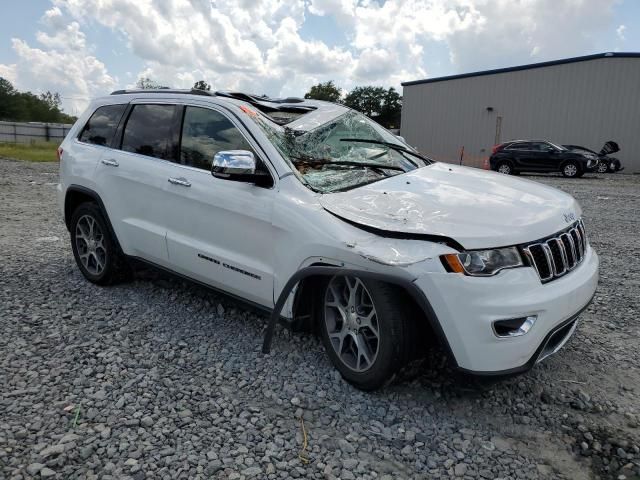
xmin=266 ymin=265 xmax=458 ymax=368
xmin=496 ymin=158 xmax=515 ymax=170
xmin=64 ymin=185 xmax=123 ymax=252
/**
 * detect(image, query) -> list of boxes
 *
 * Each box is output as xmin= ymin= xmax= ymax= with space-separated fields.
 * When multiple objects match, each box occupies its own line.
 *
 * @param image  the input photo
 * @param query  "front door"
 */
xmin=529 ymin=141 xmax=560 ymax=171
xmin=163 ymin=104 xmax=276 ymax=307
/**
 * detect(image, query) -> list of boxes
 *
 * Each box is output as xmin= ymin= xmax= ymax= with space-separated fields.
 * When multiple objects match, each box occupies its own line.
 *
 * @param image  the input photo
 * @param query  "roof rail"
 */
xmin=110 ymin=88 xmax=215 ymax=96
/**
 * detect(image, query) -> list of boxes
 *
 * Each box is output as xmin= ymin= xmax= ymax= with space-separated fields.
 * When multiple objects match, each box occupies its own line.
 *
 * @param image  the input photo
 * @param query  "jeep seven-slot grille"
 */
xmin=522 ymin=220 xmax=587 ymax=283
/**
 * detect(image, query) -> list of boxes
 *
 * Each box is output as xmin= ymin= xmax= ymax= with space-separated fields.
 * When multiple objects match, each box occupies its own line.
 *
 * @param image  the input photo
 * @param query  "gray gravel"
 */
xmin=1 ymin=158 xmax=639 ymax=480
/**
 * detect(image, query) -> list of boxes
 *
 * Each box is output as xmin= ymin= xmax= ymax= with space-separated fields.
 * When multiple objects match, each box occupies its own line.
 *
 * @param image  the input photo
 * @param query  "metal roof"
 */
xmin=401 ymin=52 xmax=640 ymax=87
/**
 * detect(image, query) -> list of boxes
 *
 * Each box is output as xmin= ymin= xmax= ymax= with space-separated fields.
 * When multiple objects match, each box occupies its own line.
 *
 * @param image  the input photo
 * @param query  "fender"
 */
xmin=261 ymin=265 xmax=457 ymax=368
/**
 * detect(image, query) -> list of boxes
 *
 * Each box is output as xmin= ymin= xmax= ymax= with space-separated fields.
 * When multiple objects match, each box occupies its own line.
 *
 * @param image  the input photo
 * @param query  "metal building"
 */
xmin=400 ymin=52 xmax=640 ymax=173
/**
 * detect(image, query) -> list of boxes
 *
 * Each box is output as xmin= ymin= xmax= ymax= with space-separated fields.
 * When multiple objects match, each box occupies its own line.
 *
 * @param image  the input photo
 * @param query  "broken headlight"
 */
xmin=441 ymin=247 xmax=524 ymax=276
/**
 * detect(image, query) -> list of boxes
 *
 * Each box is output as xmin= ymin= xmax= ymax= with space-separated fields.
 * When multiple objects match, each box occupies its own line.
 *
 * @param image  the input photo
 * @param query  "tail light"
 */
xmin=491 ymin=144 xmax=502 ymax=154
xmin=57 ymin=146 xmax=63 ymax=161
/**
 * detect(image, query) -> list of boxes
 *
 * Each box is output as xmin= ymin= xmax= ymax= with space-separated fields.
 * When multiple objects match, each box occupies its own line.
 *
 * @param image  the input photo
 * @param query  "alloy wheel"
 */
xmin=75 ymin=214 xmax=107 ymax=275
xmin=497 ymin=163 xmax=512 ymax=174
xmin=324 ymin=276 xmax=380 ymax=372
xmin=564 ymin=163 xmax=578 ymax=177
xmin=597 ymin=162 xmax=608 ymax=173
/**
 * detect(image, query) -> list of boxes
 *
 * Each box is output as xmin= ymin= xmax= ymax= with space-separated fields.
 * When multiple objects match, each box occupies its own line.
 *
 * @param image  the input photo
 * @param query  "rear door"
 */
xmin=503 ymin=142 xmax=531 ymax=170
xmin=162 ymin=103 xmax=276 ymax=307
xmin=95 ymin=102 xmax=179 ymax=265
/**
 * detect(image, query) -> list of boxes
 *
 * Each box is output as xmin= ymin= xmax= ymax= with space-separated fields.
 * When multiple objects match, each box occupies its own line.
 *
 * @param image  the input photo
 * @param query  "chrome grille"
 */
xmin=522 ymin=220 xmax=588 ymax=283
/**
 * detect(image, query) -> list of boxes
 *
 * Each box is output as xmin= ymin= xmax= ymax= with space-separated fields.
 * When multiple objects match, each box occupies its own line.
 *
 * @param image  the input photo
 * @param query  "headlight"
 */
xmin=441 ymin=247 xmax=524 ymax=276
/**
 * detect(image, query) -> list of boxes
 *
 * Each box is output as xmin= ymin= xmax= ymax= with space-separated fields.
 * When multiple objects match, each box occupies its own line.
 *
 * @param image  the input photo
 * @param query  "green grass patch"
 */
xmin=0 ymin=141 xmax=59 ymax=162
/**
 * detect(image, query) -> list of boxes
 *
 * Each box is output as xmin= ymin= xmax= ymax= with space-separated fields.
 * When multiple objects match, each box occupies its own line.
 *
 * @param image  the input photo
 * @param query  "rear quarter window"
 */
xmin=78 ymin=104 xmax=127 ymax=146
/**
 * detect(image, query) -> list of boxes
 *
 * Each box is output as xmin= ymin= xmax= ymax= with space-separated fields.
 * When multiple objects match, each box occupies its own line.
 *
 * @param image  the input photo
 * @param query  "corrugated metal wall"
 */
xmin=0 ymin=121 xmax=73 ymax=144
xmin=401 ymin=57 xmax=640 ymax=172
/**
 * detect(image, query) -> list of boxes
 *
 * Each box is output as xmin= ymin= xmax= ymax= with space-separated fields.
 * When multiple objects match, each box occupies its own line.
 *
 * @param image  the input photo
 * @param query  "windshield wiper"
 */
xmin=290 ymin=155 xmax=405 ymax=172
xmin=339 ymin=138 xmax=433 ymax=164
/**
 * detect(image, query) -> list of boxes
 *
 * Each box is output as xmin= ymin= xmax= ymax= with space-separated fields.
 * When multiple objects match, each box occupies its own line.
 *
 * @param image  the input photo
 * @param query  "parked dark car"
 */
xmin=489 ymin=140 xmax=599 ymax=178
xmin=563 ymin=141 xmax=623 ymax=173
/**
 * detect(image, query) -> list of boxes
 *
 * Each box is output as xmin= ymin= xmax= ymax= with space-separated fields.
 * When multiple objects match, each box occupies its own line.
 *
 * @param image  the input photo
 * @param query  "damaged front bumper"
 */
xmin=413 ymin=246 xmax=599 ymax=374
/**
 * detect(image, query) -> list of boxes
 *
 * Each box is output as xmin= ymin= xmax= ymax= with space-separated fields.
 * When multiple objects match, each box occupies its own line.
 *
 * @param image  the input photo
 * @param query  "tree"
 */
xmin=343 ymin=86 xmax=386 ymax=117
xmin=304 ymin=81 xmax=342 ymax=102
xmin=0 ymin=77 xmax=17 ymax=120
xmin=344 ymin=86 xmax=402 ymax=129
xmin=135 ymin=77 xmax=168 ymax=89
xmin=39 ymin=91 xmax=62 ymax=110
xmin=0 ymin=77 xmax=76 ymax=123
xmin=193 ymin=80 xmax=212 ymax=91
xmin=378 ymin=87 xmax=402 ymax=129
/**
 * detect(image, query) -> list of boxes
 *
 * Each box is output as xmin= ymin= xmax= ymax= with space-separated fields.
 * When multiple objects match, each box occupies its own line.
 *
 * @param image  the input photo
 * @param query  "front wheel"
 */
xmin=320 ymin=276 xmax=415 ymax=390
xmin=562 ymin=161 xmax=580 ymax=178
xmin=597 ymin=162 xmax=609 ymax=173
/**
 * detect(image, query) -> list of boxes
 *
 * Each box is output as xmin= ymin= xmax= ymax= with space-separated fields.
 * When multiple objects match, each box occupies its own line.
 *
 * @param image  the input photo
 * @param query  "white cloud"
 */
xmin=617 ymin=24 xmax=626 ymax=41
xmin=6 ymin=38 xmax=116 ymax=114
xmin=445 ymin=0 xmax=617 ymax=72
xmin=0 ymin=0 xmax=622 ymax=114
xmin=36 ymin=21 xmax=87 ymax=51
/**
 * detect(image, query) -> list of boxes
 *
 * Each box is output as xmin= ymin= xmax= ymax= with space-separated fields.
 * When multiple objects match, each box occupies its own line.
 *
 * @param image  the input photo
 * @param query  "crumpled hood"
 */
xmin=319 ymin=163 xmax=582 ymax=250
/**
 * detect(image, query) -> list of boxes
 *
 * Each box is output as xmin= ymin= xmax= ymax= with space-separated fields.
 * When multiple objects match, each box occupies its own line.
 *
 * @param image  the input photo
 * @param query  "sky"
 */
xmin=0 ymin=0 xmax=638 ymax=115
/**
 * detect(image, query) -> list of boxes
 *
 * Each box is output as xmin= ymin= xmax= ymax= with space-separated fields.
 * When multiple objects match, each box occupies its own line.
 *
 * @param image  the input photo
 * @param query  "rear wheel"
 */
xmin=320 ymin=276 xmax=415 ymax=390
xmin=561 ymin=161 xmax=580 ymax=178
xmin=496 ymin=161 xmax=514 ymax=175
xmin=70 ymin=202 xmax=129 ymax=285
xmin=597 ymin=162 xmax=609 ymax=173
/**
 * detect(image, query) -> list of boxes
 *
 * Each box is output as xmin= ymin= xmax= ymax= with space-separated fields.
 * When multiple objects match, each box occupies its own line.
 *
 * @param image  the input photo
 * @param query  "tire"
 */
xmin=496 ymin=161 xmax=513 ymax=175
xmin=319 ymin=276 xmax=416 ymax=390
xmin=597 ymin=162 xmax=609 ymax=174
xmin=561 ymin=161 xmax=580 ymax=178
xmin=70 ymin=202 xmax=130 ymax=285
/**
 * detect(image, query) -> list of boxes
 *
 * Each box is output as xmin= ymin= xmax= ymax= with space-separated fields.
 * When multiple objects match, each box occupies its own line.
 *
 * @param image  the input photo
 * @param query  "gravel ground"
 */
xmin=1 ymin=158 xmax=639 ymax=480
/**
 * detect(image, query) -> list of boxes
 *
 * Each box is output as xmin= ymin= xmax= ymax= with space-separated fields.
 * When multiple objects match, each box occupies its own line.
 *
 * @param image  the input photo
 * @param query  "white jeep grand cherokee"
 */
xmin=58 ymin=89 xmax=599 ymax=390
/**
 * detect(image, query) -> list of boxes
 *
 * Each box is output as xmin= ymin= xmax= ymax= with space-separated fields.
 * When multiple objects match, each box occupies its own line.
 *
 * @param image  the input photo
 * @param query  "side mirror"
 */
xmin=211 ymin=150 xmax=272 ymax=187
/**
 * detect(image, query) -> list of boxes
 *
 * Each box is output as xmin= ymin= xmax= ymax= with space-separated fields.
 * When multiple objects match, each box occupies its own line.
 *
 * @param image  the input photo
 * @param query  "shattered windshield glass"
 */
xmin=249 ymin=107 xmax=430 ymax=193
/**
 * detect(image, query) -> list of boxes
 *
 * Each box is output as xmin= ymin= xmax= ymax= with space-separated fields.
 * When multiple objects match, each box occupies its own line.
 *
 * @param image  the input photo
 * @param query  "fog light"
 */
xmin=492 ymin=315 xmax=536 ymax=337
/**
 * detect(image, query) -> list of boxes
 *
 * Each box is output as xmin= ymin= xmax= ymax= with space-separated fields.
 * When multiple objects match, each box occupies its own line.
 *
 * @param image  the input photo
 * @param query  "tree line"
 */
xmin=0 ymin=77 xmax=77 ymax=124
xmin=303 ymin=81 xmax=402 ymax=129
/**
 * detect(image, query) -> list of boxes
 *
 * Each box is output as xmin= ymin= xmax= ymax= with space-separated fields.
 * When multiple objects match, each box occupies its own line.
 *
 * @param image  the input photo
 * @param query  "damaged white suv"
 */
xmin=58 ymin=90 xmax=599 ymax=390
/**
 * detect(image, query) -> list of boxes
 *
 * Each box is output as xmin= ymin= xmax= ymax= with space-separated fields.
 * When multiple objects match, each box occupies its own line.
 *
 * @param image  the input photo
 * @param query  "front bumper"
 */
xmin=414 ymin=246 xmax=598 ymax=373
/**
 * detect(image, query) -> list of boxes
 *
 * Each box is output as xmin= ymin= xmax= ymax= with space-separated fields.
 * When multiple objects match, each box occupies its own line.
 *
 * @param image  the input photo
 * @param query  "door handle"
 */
xmin=168 ymin=177 xmax=191 ymax=187
xmin=101 ymin=158 xmax=119 ymax=167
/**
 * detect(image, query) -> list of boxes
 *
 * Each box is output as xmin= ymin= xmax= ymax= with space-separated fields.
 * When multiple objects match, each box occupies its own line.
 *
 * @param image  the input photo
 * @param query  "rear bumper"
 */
xmin=414 ymin=246 xmax=599 ymax=373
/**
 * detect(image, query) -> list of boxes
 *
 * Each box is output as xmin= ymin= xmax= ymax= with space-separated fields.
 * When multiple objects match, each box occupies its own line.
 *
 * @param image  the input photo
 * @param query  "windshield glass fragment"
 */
xmin=249 ymin=107 xmax=431 ymax=193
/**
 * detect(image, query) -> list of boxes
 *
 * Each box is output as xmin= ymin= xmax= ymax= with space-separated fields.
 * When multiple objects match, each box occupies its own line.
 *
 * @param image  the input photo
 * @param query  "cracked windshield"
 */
xmin=252 ymin=108 xmax=430 ymax=193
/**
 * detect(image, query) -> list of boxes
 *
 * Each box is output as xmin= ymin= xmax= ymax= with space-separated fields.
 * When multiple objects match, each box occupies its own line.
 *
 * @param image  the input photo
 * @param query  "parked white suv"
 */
xmin=58 ymin=90 xmax=599 ymax=390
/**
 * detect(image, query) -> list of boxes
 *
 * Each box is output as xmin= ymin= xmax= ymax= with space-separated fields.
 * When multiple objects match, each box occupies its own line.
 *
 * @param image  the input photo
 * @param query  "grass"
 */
xmin=0 ymin=141 xmax=59 ymax=162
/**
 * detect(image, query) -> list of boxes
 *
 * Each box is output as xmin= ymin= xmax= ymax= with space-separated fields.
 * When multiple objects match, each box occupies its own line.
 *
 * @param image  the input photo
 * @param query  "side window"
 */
xmin=179 ymin=106 xmax=254 ymax=170
xmin=121 ymin=104 xmax=176 ymax=160
xmin=507 ymin=142 xmax=530 ymax=151
xmin=530 ymin=142 xmax=551 ymax=151
xmin=78 ymin=104 xmax=126 ymax=146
